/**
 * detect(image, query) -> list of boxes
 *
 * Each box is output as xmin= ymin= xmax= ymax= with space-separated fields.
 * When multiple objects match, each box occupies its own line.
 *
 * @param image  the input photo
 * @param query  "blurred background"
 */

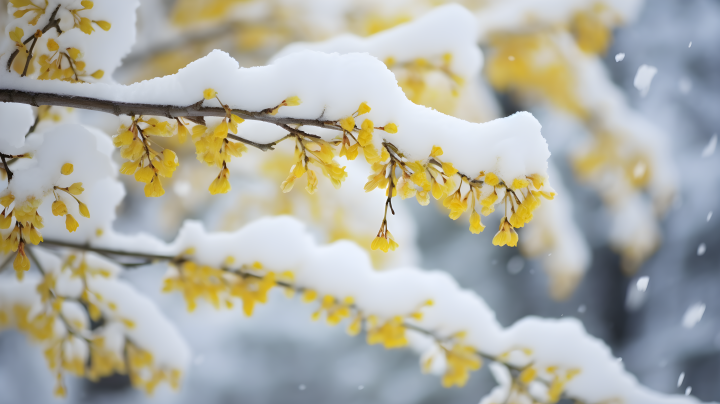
xmin=1 ymin=0 xmax=720 ymax=403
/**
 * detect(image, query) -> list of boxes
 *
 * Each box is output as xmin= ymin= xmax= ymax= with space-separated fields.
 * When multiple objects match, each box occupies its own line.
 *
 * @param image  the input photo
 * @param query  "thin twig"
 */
xmin=7 ymin=6 xmax=63 ymax=72
xmin=1 ymin=153 xmax=13 ymax=183
xmin=227 ymin=133 xmax=291 ymax=151
xmin=40 ymin=239 xmax=178 ymax=261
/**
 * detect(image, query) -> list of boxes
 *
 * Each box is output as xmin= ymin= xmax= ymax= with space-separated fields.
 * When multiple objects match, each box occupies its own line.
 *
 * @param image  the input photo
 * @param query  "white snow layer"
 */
xmin=0 ymin=48 xmax=550 ymax=184
xmin=273 ymin=4 xmax=482 ymax=79
xmin=84 ymin=215 xmax=707 ymax=404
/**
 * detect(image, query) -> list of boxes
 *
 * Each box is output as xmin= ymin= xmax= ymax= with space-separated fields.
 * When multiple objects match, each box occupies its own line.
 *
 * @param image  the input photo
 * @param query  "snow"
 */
xmin=701 ymin=134 xmax=716 ymax=157
xmin=475 ymin=0 xmax=645 ymax=41
xmin=681 ymin=303 xmax=706 ymax=329
xmin=616 ymin=53 xmax=626 ymax=62
xmin=633 ymin=64 xmax=658 ymax=97
xmin=0 ymin=102 xmax=33 ymax=153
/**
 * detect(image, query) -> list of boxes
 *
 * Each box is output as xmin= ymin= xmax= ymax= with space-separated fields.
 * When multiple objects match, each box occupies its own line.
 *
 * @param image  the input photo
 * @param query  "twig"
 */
xmin=227 ymin=133 xmax=291 ymax=152
xmin=1 ymin=153 xmax=13 ymax=183
xmin=6 ymin=6 xmax=63 ymax=72
xmin=40 ymin=239 xmax=178 ymax=262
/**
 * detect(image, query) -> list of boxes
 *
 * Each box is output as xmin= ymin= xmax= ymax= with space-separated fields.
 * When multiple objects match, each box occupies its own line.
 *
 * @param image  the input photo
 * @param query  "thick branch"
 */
xmin=0 ymin=89 xmax=339 ymax=131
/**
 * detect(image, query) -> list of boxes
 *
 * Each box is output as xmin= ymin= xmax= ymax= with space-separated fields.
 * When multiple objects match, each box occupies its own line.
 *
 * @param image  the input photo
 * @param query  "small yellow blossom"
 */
xmin=60 ymin=163 xmax=73 ymax=175
xmin=203 ymin=88 xmax=217 ymax=100
xmin=78 ymin=202 xmax=90 ymax=218
xmin=469 ymin=211 xmax=484 ymax=234
xmin=9 ymin=27 xmax=23 ymax=43
xmin=209 ymin=168 xmax=231 ymax=195
xmin=357 ymin=102 xmax=371 ymax=115
xmin=339 ymin=116 xmax=355 ymax=132
xmin=66 ymin=214 xmax=79 ymax=232
xmin=284 ymin=96 xmax=302 ymax=106
xmin=95 ymin=20 xmax=111 ymax=31
xmin=67 ymin=182 xmax=84 ymax=195
xmin=383 ymin=123 xmax=398 ymax=134
xmin=492 ymin=217 xmax=518 ymax=247
xmin=484 ymin=172 xmax=499 ymax=186
xmin=47 ymin=39 xmax=59 ymax=52
xmin=51 ymin=200 xmax=67 ymax=216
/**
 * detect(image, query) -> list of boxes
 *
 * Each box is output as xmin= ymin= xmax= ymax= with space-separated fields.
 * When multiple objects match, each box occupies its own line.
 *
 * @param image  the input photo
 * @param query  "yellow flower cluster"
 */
xmin=0 ymin=169 xmax=86 ymax=279
xmin=115 ymin=117 xmax=179 ymax=197
xmin=162 ymin=260 xmax=289 ymax=316
xmin=440 ymin=343 xmax=482 ymax=388
xmin=38 ymin=38 xmax=104 ymax=82
xmin=310 ymin=294 xmax=355 ymax=325
xmin=9 ymin=0 xmax=110 ymax=80
xmin=52 ymin=166 xmax=90 ymax=234
xmin=366 ymin=315 xmax=408 ymax=348
xmin=127 ymin=343 xmax=183 ymax=395
xmin=192 ymin=89 xmax=251 ymax=194
xmin=486 ymin=34 xmax=584 ymax=117
xmin=570 ymin=5 xmax=613 ymax=54
xmin=386 ymin=53 xmax=466 ymax=115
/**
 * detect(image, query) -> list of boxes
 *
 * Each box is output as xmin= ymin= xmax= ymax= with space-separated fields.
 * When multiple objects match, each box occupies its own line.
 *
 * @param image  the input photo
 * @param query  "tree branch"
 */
xmin=0 ymin=89 xmax=340 ymax=132
xmin=40 ymin=239 xmax=178 ymax=262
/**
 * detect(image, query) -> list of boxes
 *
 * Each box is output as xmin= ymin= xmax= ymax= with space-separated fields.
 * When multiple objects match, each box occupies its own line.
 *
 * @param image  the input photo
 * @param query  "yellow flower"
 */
xmin=209 ymin=168 xmax=231 ymax=195
xmin=284 ymin=96 xmax=301 ymax=106
xmin=484 ymin=172 xmax=499 ymax=186
xmin=67 ymin=183 xmax=84 ymax=195
xmin=134 ymin=166 xmax=154 ymax=183
xmin=9 ymin=27 xmax=23 ymax=43
xmin=305 ymin=170 xmax=318 ymax=194
xmin=78 ymin=202 xmax=90 ymax=218
xmin=51 ymin=200 xmax=67 ymax=216
xmin=214 ymin=121 xmax=228 ymax=138
xmin=430 ymin=145 xmax=443 ymax=157
xmin=416 ymin=190 xmax=430 ymax=206
xmin=492 ymin=218 xmax=518 ymax=247
xmin=357 ymin=102 xmax=371 ymax=115
xmin=519 ymin=367 xmax=537 ymax=384
xmin=469 ymin=211 xmax=484 ymax=234
xmin=144 ymin=176 xmax=165 ymax=197
xmin=512 ymin=177 xmax=530 ymax=190
xmin=229 ymin=114 xmax=244 ymax=133
xmin=339 ymin=116 xmax=355 ymax=132
xmin=67 ymin=48 xmax=81 ymax=60
xmin=95 ymin=20 xmax=111 ymax=31
xmin=442 ymin=162 xmax=458 ymax=176
xmin=60 ymin=163 xmax=73 ymax=175
xmin=47 ymin=39 xmax=59 ymax=52
xmin=0 ymin=212 xmax=12 ymax=229
xmin=177 ymin=123 xmax=189 ymax=144
xmin=0 ymin=194 xmax=15 ymax=207
xmin=383 ymin=123 xmax=398 ymax=134
xmin=203 ymin=88 xmax=217 ymax=100
xmin=66 ymin=214 xmax=79 ymax=232
xmin=90 ymin=70 xmax=104 ymax=79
